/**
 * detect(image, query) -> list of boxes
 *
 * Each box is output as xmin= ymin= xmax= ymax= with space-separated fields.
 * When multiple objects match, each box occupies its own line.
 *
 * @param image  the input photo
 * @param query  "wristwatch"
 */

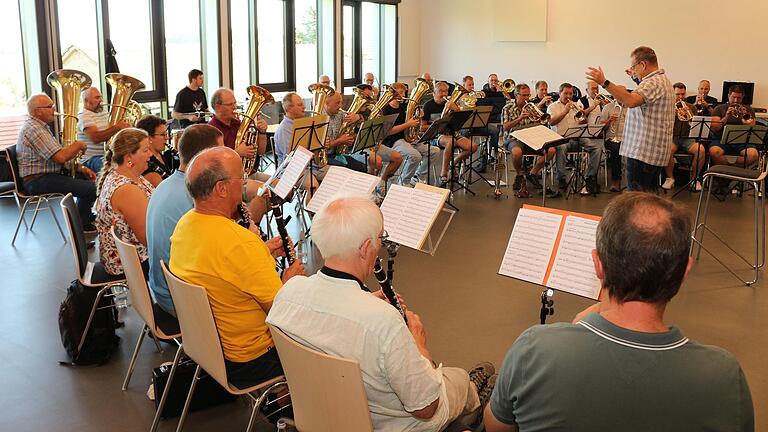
xmin=601 ymin=80 xmax=611 ymax=89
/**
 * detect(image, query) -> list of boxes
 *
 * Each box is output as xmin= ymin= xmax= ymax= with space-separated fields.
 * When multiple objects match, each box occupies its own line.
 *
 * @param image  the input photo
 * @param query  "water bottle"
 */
xmin=111 ymin=284 xmax=130 ymax=309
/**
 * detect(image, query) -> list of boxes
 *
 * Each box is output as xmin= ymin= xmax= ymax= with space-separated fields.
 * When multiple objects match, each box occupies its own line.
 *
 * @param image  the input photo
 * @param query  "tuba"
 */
xmin=522 ymin=102 xmax=551 ymax=125
xmin=441 ymin=82 xmax=469 ymax=118
xmin=106 ymin=73 xmax=146 ymax=129
xmin=47 ymin=69 xmax=92 ymax=177
xmin=675 ymin=100 xmax=694 ymax=122
xmin=237 ymin=85 xmax=274 ymax=175
xmin=336 ymin=86 xmax=375 ymax=154
xmin=404 ymin=78 xmax=433 ymax=142
xmin=308 ymin=83 xmax=336 ymax=167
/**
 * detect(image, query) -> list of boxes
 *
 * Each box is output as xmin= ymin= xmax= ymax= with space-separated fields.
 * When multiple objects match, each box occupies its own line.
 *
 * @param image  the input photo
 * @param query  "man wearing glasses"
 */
xmin=170 ymin=146 xmax=304 ymax=389
xmin=208 ymin=87 xmax=268 ymax=161
xmin=586 ymin=46 xmax=674 ymax=191
xmin=17 ymin=93 xmax=97 ymax=231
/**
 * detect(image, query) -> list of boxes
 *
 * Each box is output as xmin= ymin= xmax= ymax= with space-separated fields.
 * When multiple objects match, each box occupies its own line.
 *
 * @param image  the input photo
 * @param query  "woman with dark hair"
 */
xmin=94 ymin=128 xmax=154 ymax=276
xmin=135 ymin=115 xmax=173 ymax=186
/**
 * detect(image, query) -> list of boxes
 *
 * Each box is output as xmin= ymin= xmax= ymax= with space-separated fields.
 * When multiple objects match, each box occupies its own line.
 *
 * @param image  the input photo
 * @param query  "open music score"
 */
xmin=305 ymin=166 xmax=380 ymax=213
xmin=272 ymin=146 xmax=313 ymax=199
xmin=511 ymin=125 xmax=565 ymax=151
xmin=498 ymin=205 xmax=602 ymax=300
xmin=380 ymin=183 xmax=449 ymax=250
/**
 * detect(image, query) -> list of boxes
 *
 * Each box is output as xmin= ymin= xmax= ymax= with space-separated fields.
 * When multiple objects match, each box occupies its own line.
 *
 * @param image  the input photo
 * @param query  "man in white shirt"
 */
xmin=547 ymin=83 xmax=603 ymax=193
xmin=267 ymin=196 xmax=497 ymax=431
xmin=77 ymin=87 xmax=131 ymax=173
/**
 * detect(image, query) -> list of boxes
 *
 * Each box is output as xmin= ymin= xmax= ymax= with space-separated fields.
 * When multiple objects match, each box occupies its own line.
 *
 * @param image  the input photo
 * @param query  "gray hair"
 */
xmin=186 ymin=149 xmax=230 ymax=200
xmin=210 ymin=87 xmax=232 ymax=108
xmin=312 ymin=195 xmax=383 ymax=259
xmin=282 ymin=92 xmax=300 ymax=113
xmin=631 ymin=46 xmax=658 ymax=65
xmin=27 ymin=93 xmax=49 ymax=115
xmin=435 ymin=81 xmax=448 ymax=91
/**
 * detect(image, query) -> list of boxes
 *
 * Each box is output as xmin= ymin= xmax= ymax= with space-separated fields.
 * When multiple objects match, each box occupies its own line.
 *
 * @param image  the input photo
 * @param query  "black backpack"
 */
xmin=58 ymin=280 xmax=120 ymax=365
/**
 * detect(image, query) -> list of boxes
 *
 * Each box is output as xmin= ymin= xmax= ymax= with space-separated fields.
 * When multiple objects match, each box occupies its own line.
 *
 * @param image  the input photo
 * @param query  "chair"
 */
xmin=691 ymin=155 xmax=767 ymax=285
xmin=60 ymin=193 xmax=127 ymax=354
xmin=162 ymin=262 xmax=287 ymax=432
xmin=268 ymin=324 xmax=373 ymax=432
xmin=6 ymin=144 xmax=66 ymax=245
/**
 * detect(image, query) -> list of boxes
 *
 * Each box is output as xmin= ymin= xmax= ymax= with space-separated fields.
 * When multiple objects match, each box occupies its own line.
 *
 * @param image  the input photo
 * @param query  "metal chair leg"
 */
xmin=122 ymin=323 xmax=149 ymax=391
xmin=11 ymin=198 xmax=32 ymax=245
xmin=29 ymin=197 xmax=44 ymax=228
xmin=47 ymin=198 xmax=67 ymax=242
xmin=151 ymin=344 xmax=184 ymax=432
xmin=151 ymin=332 xmax=163 ymax=353
xmin=175 ymin=364 xmax=201 ymax=432
xmin=77 ymin=285 xmax=114 ymax=354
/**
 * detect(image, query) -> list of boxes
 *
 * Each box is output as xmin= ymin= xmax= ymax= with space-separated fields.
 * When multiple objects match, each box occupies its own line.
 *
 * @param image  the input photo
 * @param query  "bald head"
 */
xmin=319 ymin=75 xmax=331 ymax=86
xmin=186 ymin=146 xmax=243 ymax=202
xmin=326 ymin=92 xmax=343 ymax=114
xmin=27 ymin=93 xmax=55 ymax=123
xmin=421 ymin=72 xmax=432 ymax=81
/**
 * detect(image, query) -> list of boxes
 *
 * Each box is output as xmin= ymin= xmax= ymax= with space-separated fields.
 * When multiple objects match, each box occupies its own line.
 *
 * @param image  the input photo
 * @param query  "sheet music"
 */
xmin=511 ymin=125 xmax=564 ymax=150
xmin=546 ymin=216 xmax=601 ymax=300
xmin=380 ymin=185 xmax=447 ymax=250
xmin=272 ymin=146 xmax=313 ymax=199
xmin=305 ymin=166 xmax=380 ymax=213
xmin=689 ymin=116 xmax=712 ymax=139
xmin=498 ymin=209 xmax=562 ymax=284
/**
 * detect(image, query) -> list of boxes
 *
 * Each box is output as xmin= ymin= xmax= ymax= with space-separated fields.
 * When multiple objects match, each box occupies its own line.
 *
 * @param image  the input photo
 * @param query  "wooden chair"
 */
xmin=268 ymin=324 xmax=373 ymax=432
xmin=162 ymin=262 xmax=287 ymax=432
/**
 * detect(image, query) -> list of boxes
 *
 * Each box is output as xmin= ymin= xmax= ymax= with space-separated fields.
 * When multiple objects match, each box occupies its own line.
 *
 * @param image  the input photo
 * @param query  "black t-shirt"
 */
xmin=173 ymin=86 xmax=208 ymax=128
xmin=422 ymin=99 xmax=445 ymax=123
xmin=382 ymin=104 xmax=407 ymax=148
xmin=710 ymin=103 xmax=756 ymax=139
xmin=478 ymin=84 xmax=506 ymax=123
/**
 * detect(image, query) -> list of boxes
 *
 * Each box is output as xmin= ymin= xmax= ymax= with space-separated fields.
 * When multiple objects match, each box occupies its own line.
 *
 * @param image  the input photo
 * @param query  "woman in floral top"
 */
xmin=94 ymin=128 xmax=154 ymax=276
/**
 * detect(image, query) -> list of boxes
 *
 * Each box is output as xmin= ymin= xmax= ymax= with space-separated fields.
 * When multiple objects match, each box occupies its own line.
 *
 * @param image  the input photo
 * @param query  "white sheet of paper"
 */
xmin=546 ymin=216 xmax=601 ymax=299
xmin=511 ymin=125 xmax=564 ymax=150
xmin=273 ymin=146 xmax=313 ymax=199
xmin=306 ymin=166 xmax=380 ymax=213
xmin=380 ymin=184 xmax=446 ymax=250
xmin=689 ymin=116 xmax=712 ymax=139
xmin=498 ymin=209 xmax=562 ymax=284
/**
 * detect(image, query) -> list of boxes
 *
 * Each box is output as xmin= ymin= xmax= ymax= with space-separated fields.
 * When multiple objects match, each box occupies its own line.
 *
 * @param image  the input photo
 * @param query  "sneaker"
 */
xmin=694 ymin=180 xmax=703 ymax=192
xmin=661 ymin=177 xmax=675 ymax=190
xmin=579 ymin=185 xmax=590 ymax=195
xmin=525 ymin=173 xmax=542 ymax=189
xmin=82 ymin=223 xmax=97 ymax=234
xmin=410 ymin=176 xmax=420 ymax=186
xmin=468 ymin=362 xmax=495 ymax=391
xmin=512 ymin=174 xmax=524 ymax=191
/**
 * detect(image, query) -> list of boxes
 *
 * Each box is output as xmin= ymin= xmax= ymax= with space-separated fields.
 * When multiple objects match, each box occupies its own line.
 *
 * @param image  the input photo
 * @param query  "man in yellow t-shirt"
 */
xmin=170 ymin=146 xmax=304 ymax=389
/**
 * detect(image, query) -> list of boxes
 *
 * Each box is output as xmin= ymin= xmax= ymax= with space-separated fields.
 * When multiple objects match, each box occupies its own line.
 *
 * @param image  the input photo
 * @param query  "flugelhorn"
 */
xmin=237 ymin=85 xmax=274 ymax=175
xmin=675 ymin=100 xmax=694 ymax=122
xmin=522 ymin=102 xmax=551 ymax=125
xmin=47 ymin=69 xmax=92 ymax=177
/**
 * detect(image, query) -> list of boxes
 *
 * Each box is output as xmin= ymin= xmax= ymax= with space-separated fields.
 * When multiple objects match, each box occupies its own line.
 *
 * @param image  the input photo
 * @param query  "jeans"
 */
xmin=81 ymin=155 xmax=104 ymax=174
xmin=392 ymin=139 xmax=440 ymax=184
xmin=555 ymin=138 xmax=604 ymax=181
xmin=225 ymin=347 xmax=284 ymax=390
xmin=24 ymin=173 xmax=96 ymax=226
xmin=626 ymin=157 xmax=661 ymax=191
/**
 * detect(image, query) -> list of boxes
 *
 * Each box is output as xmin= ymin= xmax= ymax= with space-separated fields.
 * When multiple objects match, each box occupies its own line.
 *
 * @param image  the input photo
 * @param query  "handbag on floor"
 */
xmin=58 ymin=280 xmax=120 ymax=366
xmin=152 ymin=359 xmax=238 ymax=418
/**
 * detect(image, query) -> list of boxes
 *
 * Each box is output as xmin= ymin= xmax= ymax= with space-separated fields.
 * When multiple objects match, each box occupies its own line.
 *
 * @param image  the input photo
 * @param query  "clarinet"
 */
xmin=269 ymin=195 xmax=297 ymax=265
xmin=236 ymin=202 xmax=252 ymax=229
xmin=373 ymin=257 xmax=407 ymax=324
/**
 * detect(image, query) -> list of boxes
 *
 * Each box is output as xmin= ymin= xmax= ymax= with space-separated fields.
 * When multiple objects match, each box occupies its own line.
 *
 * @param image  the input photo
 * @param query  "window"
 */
xmin=230 ymin=0 xmax=253 ymax=101
xmin=294 ymin=0 xmax=318 ymax=98
xmin=317 ymin=0 xmax=335 ymax=88
xmin=163 ymin=0 xmax=202 ymax=101
xmin=342 ymin=3 xmax=357 ymax=87
xmin=107 ymin=0 xmax=155 ymax=91
xmin=343 ymin=1 xmax=397 ymax=90
xmin=57 ymin=0 xmax=101 ymax=87
xmin=360 ymin=2 xmax=380 ymax=84
xmin=257 ymin=0 xmax=290 ymax=86
xmin=0 ymin=2 xmax=27 ymax=115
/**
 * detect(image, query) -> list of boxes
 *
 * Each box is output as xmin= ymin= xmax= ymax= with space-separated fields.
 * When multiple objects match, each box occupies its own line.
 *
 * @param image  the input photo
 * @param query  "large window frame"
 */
xmin=341 ymin=0 xmax=361 ymax=88
xmin=342 ymin=0 xmax=397 ymax=88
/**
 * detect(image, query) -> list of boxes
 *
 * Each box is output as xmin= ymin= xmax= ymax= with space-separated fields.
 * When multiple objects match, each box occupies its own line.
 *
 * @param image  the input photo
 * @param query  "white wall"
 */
xmin=399 ymin=0 xmax=768 ymax=107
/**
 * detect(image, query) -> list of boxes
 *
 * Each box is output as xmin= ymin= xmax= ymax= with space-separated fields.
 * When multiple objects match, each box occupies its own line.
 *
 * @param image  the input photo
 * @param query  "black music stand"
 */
xmin=561 ymin=125 xmax=603 ymax=199
xmin=671 ymin=116 xmax=714 ymax=197
xmin=289 ymin=114 xmax=329 ymax=194
xmin=418 ymin=117 xmax=452 ymax=187
xmin=351 ymin=117 xmax=384 ymax=173
xmin=718 ymin=124 xmax=768 ymax=198
xmin=444 ymin=110 xmax=475 ymax=196
xmin=461 ymin=106 xmax=493 ymax=186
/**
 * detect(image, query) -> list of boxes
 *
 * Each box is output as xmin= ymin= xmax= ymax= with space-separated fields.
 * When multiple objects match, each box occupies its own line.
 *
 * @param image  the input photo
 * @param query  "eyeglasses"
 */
xmin=378 ymin=230 xmax=389 ymax=243
xmin=629 ymin=60 xmax=644 ymax=70
xmin=34 ymin=104 xmax=55 ymax=110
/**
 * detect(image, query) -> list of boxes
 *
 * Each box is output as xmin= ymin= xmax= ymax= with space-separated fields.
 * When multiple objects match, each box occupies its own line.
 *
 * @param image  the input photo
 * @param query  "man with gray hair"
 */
xmin=267 ymin=196 xmax=497 ymax=431
xmin=170 ymin=146 xmax=304 ymax=389
xmin=209 ymin=87 xmax=267 ymax=158
xmin=78 ymin=87 xmax=131 ymax=173
xmin=484 ymin=193 xmax=753 ymax=432
xmin=586 ymin=46 xmax=674 ymax=191
xmin=318 ymin=74 xmax=332 ymax=87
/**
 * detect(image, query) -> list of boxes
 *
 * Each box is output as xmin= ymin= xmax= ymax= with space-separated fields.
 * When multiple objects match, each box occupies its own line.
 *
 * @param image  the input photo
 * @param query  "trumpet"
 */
xmin=569 ymin=102 xmax=586 ymax=122
xmin=675 ymin=100 xmax=694 ymax=122
xmin=694 ymin=95 xmax=708 ymax=114
xmin=522 ymin=102 xmax=551 ymax=125
xmin=726 ymin=103 xmax=753 ymax=124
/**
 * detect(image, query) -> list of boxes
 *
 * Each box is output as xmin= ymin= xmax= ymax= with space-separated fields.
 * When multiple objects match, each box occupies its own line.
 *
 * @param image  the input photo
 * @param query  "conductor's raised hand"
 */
xmin=585 ymin=66 xmax=606 ymax=85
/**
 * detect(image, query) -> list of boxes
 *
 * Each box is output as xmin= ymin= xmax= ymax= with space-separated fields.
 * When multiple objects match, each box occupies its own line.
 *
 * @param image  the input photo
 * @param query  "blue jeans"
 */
xmin=392 ymin=139 xmax=440 ymax=184
xmin=81 ymin=155 xmax=104 ymax=174
xmin=24 ymin=173 xmax=96 ymax=225
xmin=555 ymin=138 xmax=604 ymax=181
xmin=626 ymin=157 xmax=661 ymax=192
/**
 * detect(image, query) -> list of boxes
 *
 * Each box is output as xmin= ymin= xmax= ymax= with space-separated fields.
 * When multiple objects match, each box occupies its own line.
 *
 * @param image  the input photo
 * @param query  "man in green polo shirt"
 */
xmin=485 ymin=193 xmax=754 ymax=432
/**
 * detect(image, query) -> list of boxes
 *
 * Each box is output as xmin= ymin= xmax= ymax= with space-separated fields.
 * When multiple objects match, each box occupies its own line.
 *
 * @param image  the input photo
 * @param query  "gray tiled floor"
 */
xmin=0 ymin=179 xmax=765 ymax=431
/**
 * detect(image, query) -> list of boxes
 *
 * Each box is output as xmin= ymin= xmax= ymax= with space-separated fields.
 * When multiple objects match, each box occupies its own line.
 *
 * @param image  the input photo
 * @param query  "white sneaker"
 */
xmin=579 ymin=185 xmax=590 ymax=195
xmin=695 ymin=181 xmax=703 ymax=192
xmin=661 ymin=177 xmax=675 ymax=190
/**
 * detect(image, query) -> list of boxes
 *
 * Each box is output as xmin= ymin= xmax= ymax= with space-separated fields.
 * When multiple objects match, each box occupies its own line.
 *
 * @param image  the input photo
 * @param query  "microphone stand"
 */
xmin=540 ymin=288 xmax=555 ymax=324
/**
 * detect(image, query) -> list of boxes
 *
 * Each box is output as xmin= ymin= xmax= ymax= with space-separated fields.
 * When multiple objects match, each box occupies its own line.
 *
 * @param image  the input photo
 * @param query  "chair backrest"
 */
xmin=268 ymin=324 xmax=373 ymax=432
xmin=5 ymin=145 xmax=24 ymax=194
xmin=111 ymin=226 xmax=158 ymax=334
xmin=60 ymin=193 xmax=89 ymax=279
xmin=161 ymin=260 xmax=230 ymax=389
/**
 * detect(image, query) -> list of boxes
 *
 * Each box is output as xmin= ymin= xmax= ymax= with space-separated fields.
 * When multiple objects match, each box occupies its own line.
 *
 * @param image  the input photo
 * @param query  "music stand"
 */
xmin=418 ymin=117 xmax=452 ymax=188
xmin=461 ymin=106 xmax=493 ymax=186
xmin=670 ymin=116 xmax=714 ymax=197
xmin=561 ymin=125 xmax=603 ymax=199
xmin=720 ymin=124 xmax=768 ymax=197
xmin=443 ymin=110 xmax=475 ymax=197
